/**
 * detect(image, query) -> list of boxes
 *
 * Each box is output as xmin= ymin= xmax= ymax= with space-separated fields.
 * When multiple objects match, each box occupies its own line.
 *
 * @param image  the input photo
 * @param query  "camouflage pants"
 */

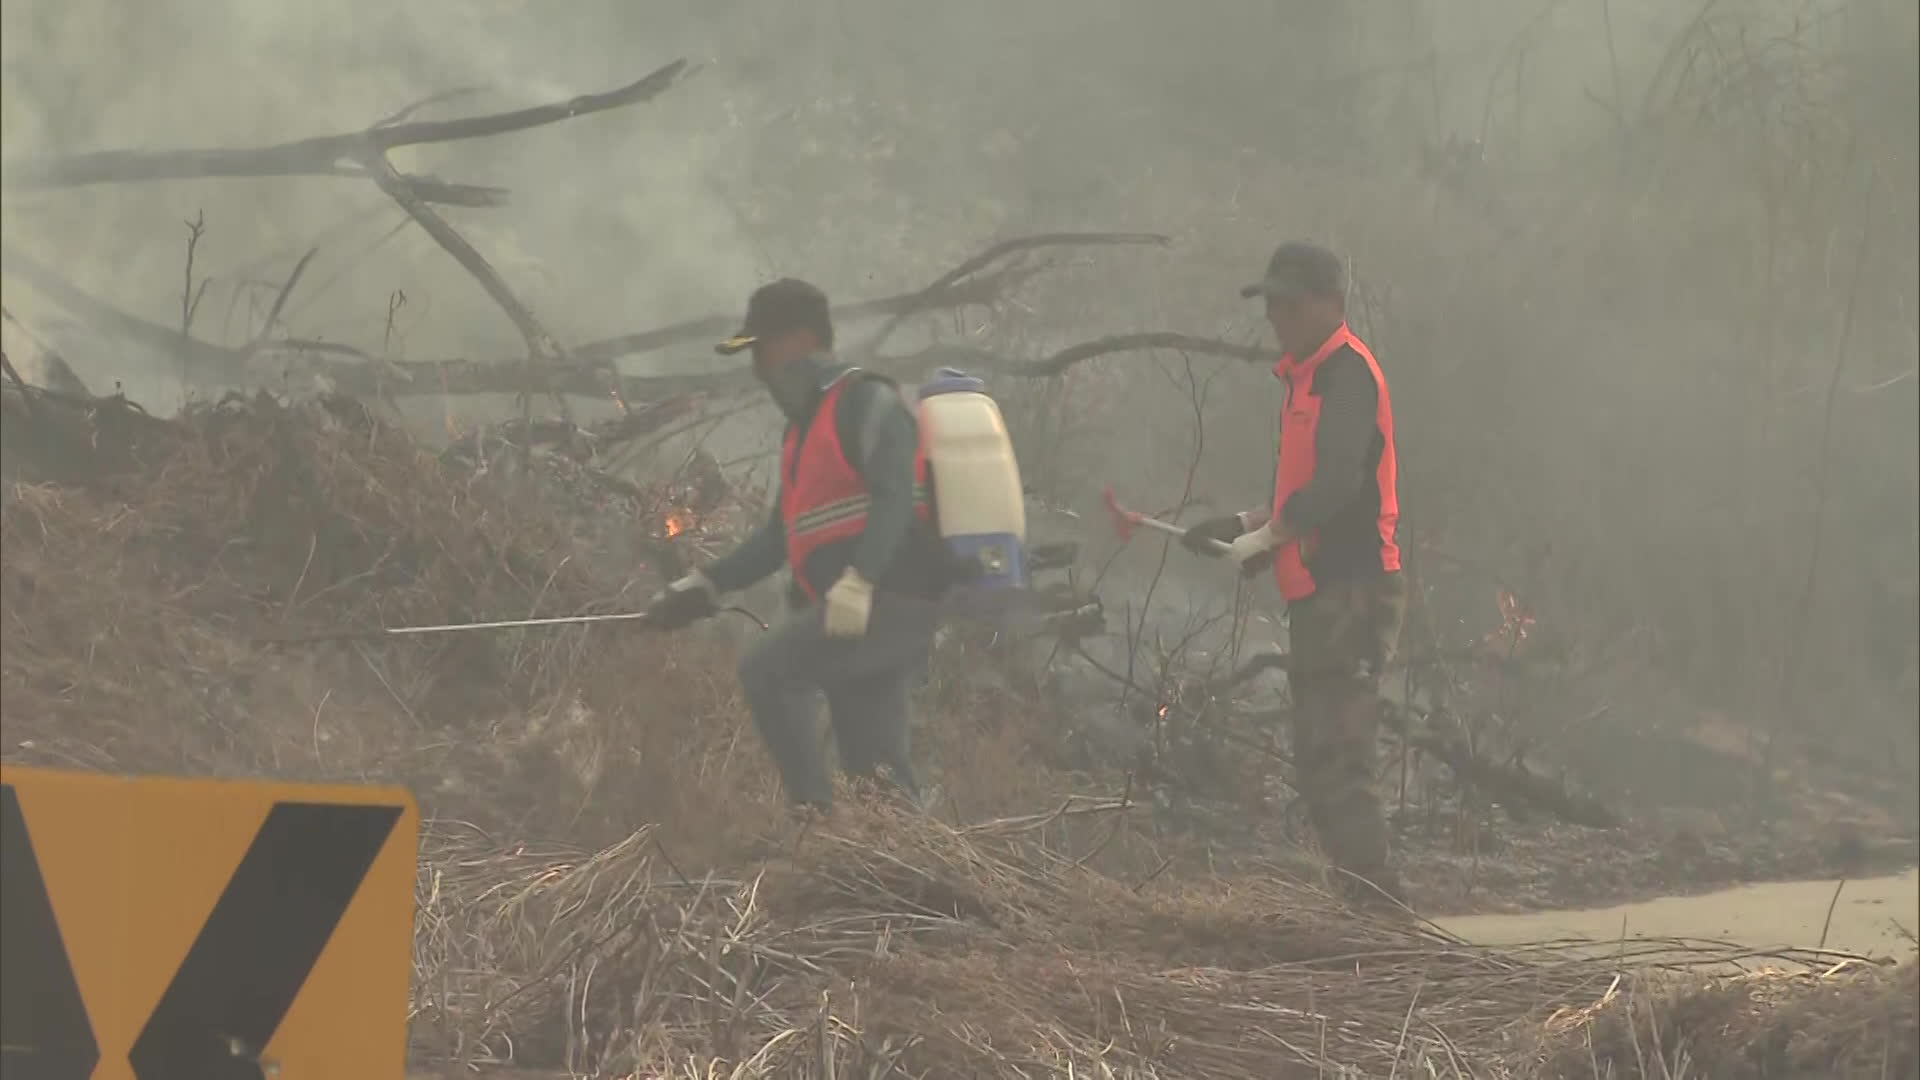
xmin=1287 ymin=572 xmax=1409 ymax=900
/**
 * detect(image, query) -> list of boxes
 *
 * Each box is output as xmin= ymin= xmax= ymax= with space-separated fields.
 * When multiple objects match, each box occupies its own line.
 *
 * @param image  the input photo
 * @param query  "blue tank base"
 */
xmin=944 ymin=532 xmax=1027 ymax=593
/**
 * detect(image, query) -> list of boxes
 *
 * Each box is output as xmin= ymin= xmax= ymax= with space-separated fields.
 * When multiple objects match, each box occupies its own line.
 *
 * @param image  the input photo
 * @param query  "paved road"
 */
xmin=1442 ymin=867 xmax=1919 ymax=959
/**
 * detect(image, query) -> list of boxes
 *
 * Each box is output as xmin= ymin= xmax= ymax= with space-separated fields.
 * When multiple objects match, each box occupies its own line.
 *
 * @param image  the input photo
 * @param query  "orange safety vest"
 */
xmin=1270 ymin=323 xmax=1400 ymax=602
xmin=780 ymin=372 xmax=933 ymax=600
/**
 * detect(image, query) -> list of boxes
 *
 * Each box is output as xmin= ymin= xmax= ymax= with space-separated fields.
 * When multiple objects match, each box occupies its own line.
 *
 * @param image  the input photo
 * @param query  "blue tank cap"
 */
xmin=917 ymin=367 xmax=987 ymax=399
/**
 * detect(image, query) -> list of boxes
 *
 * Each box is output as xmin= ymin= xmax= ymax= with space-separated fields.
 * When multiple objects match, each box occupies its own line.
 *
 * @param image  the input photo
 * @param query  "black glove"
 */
xmin=645 ymin=571 xmax=718 ymax=630
xmin=1180 ymin=514 xmax=1244 ymax=558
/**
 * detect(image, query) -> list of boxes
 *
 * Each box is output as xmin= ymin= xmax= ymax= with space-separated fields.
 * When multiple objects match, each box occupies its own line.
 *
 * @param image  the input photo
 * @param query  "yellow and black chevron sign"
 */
xmin=0 ymin=764 xmax=418 ymax=1080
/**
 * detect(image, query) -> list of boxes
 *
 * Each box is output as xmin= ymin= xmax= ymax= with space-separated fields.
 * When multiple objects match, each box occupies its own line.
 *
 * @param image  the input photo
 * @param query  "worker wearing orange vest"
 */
xmin=645 ymin=279 xmax=949 ymax=813
xmin=1182 ymin=242 xmax=1410 ymax=905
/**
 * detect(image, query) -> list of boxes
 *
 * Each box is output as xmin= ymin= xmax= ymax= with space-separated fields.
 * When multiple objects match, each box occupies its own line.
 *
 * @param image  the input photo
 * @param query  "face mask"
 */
xmin=762 ymin=353 xmax=825 ymax=421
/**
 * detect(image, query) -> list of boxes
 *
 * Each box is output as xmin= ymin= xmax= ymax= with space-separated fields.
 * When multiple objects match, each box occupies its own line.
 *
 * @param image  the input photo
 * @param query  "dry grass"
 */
xmin=3 ymin=390 xmax=1910 ymax=1078
xmin=0 ymin=390 xmax=766 ymax=844
xmin=1538 ymin=960 xmax=1919 ymax=1080
xmin=406 ymin=795 xmax=1910 ymax=1078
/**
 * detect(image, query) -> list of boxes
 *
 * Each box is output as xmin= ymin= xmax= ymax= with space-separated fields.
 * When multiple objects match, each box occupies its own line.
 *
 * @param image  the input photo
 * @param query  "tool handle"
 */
xmin=1133 ymin=514 xmax=1232 ymax=553
xmin=258 ymin=609 xmax=661 ymax=646
xmin=379 ymin=610 xmax=658 ymax=636
xmin=1104 ymin=487 xmax=1232 ymax=553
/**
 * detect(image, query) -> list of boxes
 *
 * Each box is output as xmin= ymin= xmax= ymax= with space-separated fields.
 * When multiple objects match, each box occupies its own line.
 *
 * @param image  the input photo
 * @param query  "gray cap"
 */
xmin=1239 ymin=242 xmax=1345 ymax=300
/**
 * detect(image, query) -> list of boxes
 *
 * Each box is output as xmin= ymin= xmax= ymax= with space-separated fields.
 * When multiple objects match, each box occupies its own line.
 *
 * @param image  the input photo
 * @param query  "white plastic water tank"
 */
xmin=916 ymin=369 xmax=1026 ymax=591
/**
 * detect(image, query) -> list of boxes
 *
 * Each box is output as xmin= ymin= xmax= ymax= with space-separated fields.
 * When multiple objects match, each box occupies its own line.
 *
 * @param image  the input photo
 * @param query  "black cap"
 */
xmin=1239 ymin=242 xmax=1345 ymax=300
xmin=715 ymin=278 xmax=832 ymax=356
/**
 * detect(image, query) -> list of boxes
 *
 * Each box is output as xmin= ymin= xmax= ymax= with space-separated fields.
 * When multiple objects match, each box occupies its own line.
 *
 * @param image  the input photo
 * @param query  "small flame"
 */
xmin=1157 ymin=704 xmax=1170 ymax=718
xmin=664 ymin=509 xmax=695 ymax=538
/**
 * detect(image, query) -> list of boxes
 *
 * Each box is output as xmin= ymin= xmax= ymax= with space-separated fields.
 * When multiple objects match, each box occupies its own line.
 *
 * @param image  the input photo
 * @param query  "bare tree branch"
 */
xmin=357 ymin=148 xmax=575 ymax=427
xmin=373 ymin=85 xmax=493 ymax=129
xmin=877 ymin=332 xmax=1267 ymax=378
xmin=0 ymin=349 xmax=39 ymax=420
xmin=5 ymin=63 xmax=700 ymax=400
xmin=0 ymin=61 xmax=689 ymax=194
xmin=0 ymin=305 xmax=91 ymax=396
xmin=571 ymin=231 xmax=1168 ymax=366
xmin=863 ymin=231 xmax=1170 ymax=353
xmin=3 ymin=230 xmax=1248 ymax=404
xmin=358 ymin=152 xmax=562 ymax=366
xmin=253 ymin=247 xmax=319 ymax=345
xmin=2 ymin=244 xmax=387 ymax=382
xmin=566 ymin=265 xmax=1034 ymax=367
xmin=2 ymin=244 xmax=243 ymax=376
xmin=9 ymin=160 xmax=505 ymax=208
xmin=1015 ymin=332 xmax=1266 ymax=375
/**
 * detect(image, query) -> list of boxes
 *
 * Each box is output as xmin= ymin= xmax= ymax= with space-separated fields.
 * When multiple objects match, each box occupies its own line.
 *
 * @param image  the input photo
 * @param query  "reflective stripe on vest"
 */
xmin=780 ymin=373 xmax=933 ymax=600
xmin=1269 ymin=323 xmax=1401 ymax=602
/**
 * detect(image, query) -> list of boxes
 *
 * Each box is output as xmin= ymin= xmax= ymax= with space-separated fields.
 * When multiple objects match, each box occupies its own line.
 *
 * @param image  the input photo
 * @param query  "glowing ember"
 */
xmin=1483 ymin=588 xmax=1537 ymax=650
xmin=664 ymin=509 xmax=695 ymax=538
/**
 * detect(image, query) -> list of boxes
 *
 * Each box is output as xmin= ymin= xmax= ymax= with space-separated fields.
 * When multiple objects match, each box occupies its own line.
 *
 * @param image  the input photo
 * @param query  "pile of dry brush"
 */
xmin=1 ymin=384 xmax=1910 ymax=1078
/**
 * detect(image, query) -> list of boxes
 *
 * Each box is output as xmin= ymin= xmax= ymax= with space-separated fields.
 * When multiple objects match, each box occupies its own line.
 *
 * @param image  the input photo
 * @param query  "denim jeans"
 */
xmin=735 ymin=591 xmax=937 ymax=808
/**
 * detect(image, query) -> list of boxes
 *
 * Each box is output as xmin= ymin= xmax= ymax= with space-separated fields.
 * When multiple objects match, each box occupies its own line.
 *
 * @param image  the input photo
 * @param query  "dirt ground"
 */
xmin=974 ymin=735 xmax=1920 ymax=919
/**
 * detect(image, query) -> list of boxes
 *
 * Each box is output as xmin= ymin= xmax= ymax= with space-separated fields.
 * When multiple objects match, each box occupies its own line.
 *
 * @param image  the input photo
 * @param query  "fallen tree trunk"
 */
xmin=1219 ymin=650 xmax=1623 ymax=829
xmin=3 ymin=63 xmax=1214 ymax=406
xmin=6 ymin=232 xmax=1231 ymax=402
xmin=4 ymin=63 xmax=697 ymax=423
xmin=1390 ymin=712 xmax=1623 ymax=829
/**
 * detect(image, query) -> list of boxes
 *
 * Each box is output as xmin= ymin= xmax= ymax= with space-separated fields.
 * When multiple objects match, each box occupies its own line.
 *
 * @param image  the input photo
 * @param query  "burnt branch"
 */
xmin=179 ymin=211 xmax=209 ymax=338
xmin=359 ymin=151 xmax=562 ymax=367
xmin=1214 ymin=650 xmax=1621 ymax=829
xmin=373 ymin=85 xmax=493 ymax=129
xmin=1388 ymin=708 xmax=1622 ymax=829
xmin=19 ymin=159 xmax=503 ymax=207
xmin=1013 ymin=332 xmax=1267 ymax=375
xmin=253 ymin=247 xmax=319 ymax=345
xmin=0 ymin=349 xmax=36 ymax=420
xmin=570 ymin=266 xmax=1037 ymax=366
xmin=919 ymin=231 xmax=1168 ymax=294
xmin=1 ymin=62 xmax=690 ymax=196
xmin=1 ymin=244 xmax=398 ymax=384
xmin=1 ymin=252 xmax=661 ymax=401
xmin=874 ymin=333 xmax=1267 ymax=379
xmin=3 ymin=244 xmax=242 ymax=376
xmin=4 ymin=227 xmax=1238 ymax=405
xmin=3 ymin=63 xmax=698 ymax=401
xmin=572 ymin=231 xmax=1166 ymax=366
xmin=0 ymin=307 xmax=90 ymax=398
xmin=356 ymin=150 xmax=574 ymax=427
xmin=863 ymin=231 xmax=1170 ymax=353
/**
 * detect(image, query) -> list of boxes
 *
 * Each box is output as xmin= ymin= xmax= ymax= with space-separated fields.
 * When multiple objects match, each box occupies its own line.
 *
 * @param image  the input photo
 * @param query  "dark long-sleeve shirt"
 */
xmin=1278 ymin=349 xmax=1379 ymax=535
xmin=1241 ymin=348 xmax=1381 ymax=536
xmin=703 ymin=369 xmax=928 ymax=596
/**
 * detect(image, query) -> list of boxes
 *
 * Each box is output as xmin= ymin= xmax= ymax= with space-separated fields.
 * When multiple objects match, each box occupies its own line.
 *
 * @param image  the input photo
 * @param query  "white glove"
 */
xmin=822 ymin=568 xmax=875 ymax=639
xmin=1225 ymin=524 xmax=1280 ymax=569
